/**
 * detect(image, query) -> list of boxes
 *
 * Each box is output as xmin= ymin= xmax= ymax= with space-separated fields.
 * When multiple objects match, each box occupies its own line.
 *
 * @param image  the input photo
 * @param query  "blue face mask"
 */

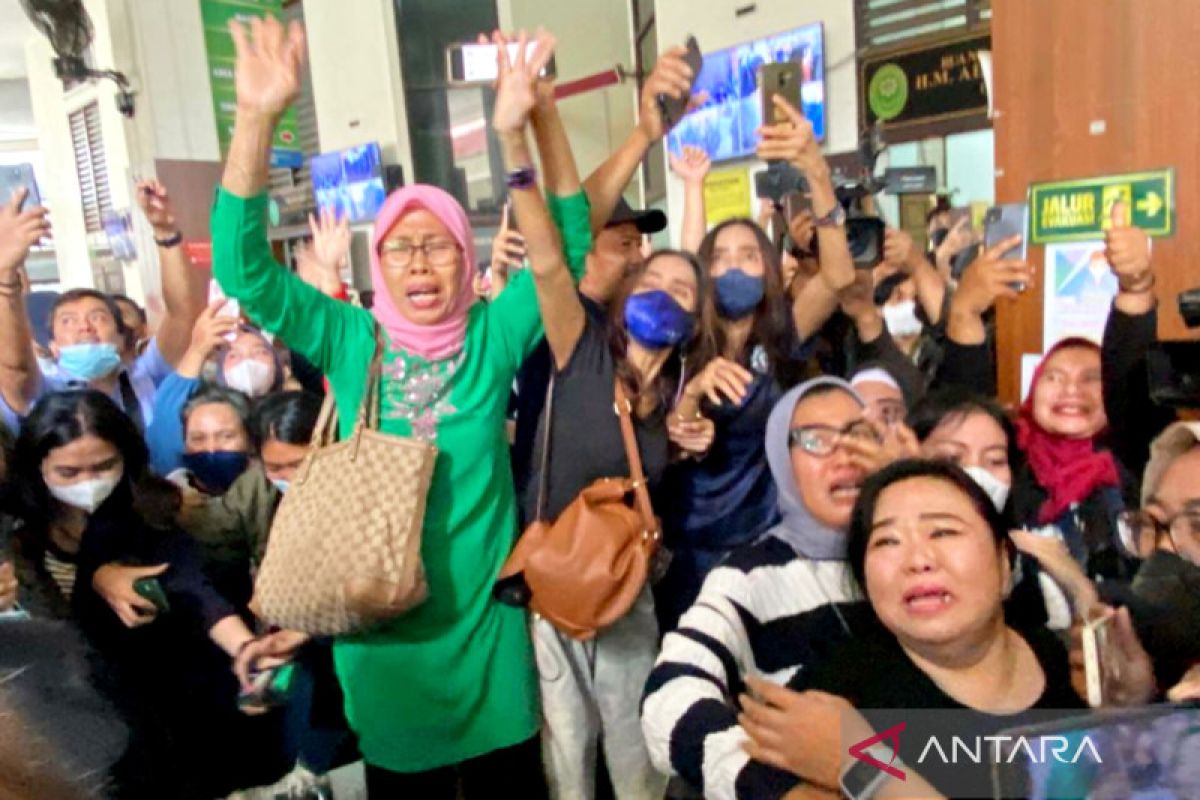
xmin=182 ymin=451 xmax=250 ymax=495
xmin=713 ymin=269 xmax=765 ymax=319
xmin=57 ymin=342 xmax=122 ymax=381
xmin=271 ymin=478 xmax=290 ymax=494
xmin=623 ymin=290 xmax=694 ymax=350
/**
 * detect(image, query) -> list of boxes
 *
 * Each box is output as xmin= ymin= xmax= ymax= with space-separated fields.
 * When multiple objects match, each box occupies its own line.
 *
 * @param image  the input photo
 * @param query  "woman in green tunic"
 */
xmin=217 ymin=19 xmax=582 ymax=795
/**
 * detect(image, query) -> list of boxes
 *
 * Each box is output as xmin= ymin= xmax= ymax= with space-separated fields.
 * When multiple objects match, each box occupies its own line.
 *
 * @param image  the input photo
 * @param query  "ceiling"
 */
xmin=0 ymin=2 xmax=37 ymax=79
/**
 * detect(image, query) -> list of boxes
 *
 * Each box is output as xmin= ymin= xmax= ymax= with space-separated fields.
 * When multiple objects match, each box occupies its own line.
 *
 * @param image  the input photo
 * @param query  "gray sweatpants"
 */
xmin=533 ymin=587 xmax=668 ymax=800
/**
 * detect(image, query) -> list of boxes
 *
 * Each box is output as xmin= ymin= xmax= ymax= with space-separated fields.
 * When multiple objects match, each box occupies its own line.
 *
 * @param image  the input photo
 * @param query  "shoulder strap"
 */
xmin=614 ymin=382 xmax=657 ymax=532
xmin=117 ymin=371 xmax=144 ymax=433
xmin=532 ymin=375 xmax=555 ymax=522
xmin=356 ymin=327 xmax=386 ymax=430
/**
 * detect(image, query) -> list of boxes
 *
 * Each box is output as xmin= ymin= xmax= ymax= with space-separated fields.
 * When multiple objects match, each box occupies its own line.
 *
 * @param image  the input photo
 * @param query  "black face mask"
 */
xmin=1127 ymin=550 xmax=1200 ymax=666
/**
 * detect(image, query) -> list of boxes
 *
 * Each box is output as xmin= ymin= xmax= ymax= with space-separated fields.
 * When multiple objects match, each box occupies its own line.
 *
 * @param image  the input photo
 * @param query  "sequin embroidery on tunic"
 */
xmin=380 ymin=345 xmax=466 ymax=442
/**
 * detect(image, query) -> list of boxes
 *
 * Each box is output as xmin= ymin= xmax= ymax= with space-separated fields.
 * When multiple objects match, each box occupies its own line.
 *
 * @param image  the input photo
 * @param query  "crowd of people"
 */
xmin=0 ymin=14 xmax=1197 ymax=800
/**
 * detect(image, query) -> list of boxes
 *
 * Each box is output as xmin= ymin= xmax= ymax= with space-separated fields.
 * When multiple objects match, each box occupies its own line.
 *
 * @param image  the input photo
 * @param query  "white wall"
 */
xmin=305 ymin=0 xmax=414 ymax=183
xmin=654 ymin=0 xmax=857 ymax=246
xmin=499 ymin=0 xmax=639 ymax=189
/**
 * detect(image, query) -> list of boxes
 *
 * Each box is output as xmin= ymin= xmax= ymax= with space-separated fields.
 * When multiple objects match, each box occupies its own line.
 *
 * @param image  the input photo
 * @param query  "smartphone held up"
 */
xmin=446 ymin=40 xmax=557 ymax=86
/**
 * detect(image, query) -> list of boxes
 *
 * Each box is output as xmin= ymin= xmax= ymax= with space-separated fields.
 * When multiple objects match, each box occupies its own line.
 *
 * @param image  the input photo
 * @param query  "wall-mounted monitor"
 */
xmin=311 ymin=142 xmax=388 ymax=224
xmin=668 ymin=22 xmax=825 ymax=163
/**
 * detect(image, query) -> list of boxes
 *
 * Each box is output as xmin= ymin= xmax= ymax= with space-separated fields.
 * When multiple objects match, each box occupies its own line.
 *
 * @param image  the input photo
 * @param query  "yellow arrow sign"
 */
xmin=1137 ymin=191 xmax=1164 ymax=218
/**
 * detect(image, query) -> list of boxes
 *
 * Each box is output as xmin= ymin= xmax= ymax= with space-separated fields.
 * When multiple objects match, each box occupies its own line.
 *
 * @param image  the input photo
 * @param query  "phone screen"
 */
xmin=1082 ymin=615 xmax=1113 ymax=707
xmin=448 ymin=42 xmax=555 ymax=85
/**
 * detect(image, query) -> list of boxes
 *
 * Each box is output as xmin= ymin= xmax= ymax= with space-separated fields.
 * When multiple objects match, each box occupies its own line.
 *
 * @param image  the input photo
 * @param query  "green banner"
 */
xmin=201 ymin=0 xmax=303 ymax=168
xmin=1029 ymin=169 xmax=1174 ymax=244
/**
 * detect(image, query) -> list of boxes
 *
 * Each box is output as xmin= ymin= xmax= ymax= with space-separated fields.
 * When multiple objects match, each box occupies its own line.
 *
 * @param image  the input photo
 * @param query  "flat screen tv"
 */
xmin=311 ymin=142 xmax=387 ymax=223
xmin=668 ymin=22 xmax=825 ymax=163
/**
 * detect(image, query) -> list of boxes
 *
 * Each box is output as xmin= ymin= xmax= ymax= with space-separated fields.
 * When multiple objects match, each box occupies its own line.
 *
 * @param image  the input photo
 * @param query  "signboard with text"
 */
xmin=861 ymin=33 xmax=990 ymax=131
xmin=200 ymin=0 xmax=303 ymax=168
xmin=1029 ymin=169 xmax=1175 ymax=244
xmin=703 ymin=168 xmax=752 ymax=228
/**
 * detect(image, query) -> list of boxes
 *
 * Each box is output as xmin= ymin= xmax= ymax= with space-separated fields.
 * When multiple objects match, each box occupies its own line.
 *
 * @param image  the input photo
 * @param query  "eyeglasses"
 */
xmin=379 ymin=238 xmax=461 ymax=269
xmin=1116 ymin=509 xmax=1200 ymax=560
xmin=789 ymin=420 xmax=881 ymax=457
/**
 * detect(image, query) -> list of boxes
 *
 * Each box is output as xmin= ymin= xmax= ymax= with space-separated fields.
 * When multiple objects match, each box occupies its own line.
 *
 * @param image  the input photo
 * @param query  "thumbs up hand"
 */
xmin=1105 ymin=200 xmax=1153 ymax=293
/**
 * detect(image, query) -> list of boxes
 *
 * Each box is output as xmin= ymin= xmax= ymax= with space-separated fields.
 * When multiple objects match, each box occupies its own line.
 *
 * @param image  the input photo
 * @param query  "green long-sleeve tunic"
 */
xmin=211 ymin=187 xmax=591 ymax=771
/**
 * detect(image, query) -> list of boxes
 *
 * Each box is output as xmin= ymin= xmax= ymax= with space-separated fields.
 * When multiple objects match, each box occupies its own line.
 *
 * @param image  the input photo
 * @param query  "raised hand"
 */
xmin=669 ymin=145 xmax=711 ymax=186
xmin=491 ymin=30 xmax=557 ymax=136
xmin=883 ymin=227 xmax=920 ymax=272
xmin=296 ymin=209 xmax=351 ymax=296
xmin=639 ymin=45 xmax=704 ymax=142
xmin=228 ymin=15 xmax=306 ymax=120
xmin=135 ymin=178 xmax=179 ymax=237
xmin=756 ymin=96 xmax=824 ymax=175
xmin=1105 ymin=201 xmax=1152 ymax=292
xmin=952 ymin=234 xmax=1035 ymax=315
xmin=177 ymin=299 xmax=240 ymax=378
xmin=0 ymin=188 xmax=50 ymax=276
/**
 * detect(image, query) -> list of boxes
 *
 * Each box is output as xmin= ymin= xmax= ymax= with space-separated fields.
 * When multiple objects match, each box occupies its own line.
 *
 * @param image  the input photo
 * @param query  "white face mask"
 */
xmin=46 ymin=474 xmax=121 ymax=513
xmin=883 ymin=299 xmax=923 ymax=339
xmin=963 ymin=465 xmax=1011 ymax=511
xmin=224 ymin=359 xmax=275 ymax=398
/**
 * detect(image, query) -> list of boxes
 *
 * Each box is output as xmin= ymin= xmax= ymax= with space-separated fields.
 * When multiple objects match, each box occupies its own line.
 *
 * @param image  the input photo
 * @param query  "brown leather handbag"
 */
xmin=251 ymin=332 xmax=438 ymax=635
xmin=497 ymin=381 xmax=662 ymax=641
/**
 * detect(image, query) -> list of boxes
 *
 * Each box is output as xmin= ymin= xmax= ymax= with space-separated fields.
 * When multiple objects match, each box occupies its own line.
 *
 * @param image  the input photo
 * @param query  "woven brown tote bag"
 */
xmin=250 ymin=332 xmax=438 ymax=635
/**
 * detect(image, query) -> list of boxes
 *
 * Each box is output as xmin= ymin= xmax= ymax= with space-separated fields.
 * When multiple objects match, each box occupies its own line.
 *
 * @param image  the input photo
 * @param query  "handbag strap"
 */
xmin=614 ymin=382 xmax=658 ymax=533
xmin=531 ymin=375 xmax=555 ymax=523
xmin=356 ymin=327 xmax=386 ymax=430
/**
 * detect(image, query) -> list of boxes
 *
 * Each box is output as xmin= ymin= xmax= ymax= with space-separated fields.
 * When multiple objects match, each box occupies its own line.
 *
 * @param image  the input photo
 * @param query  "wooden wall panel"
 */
xmin=992 ymin=0 xmax=1200 ymax=405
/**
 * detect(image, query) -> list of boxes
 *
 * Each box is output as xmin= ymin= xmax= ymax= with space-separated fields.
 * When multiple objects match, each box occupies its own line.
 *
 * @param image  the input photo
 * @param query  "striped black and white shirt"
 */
xmin=641 ymin=534 xmax=861 ymax=800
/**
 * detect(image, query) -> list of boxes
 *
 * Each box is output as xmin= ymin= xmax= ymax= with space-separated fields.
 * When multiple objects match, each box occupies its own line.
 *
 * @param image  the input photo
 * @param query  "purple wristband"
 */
xmin=506 ymin=166 xmax=537 ymax=190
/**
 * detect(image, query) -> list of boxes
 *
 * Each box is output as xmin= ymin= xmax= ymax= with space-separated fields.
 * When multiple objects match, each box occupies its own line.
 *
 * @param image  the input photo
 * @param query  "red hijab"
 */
xmin=1016 ymin=338 xmax=1120 ymax=523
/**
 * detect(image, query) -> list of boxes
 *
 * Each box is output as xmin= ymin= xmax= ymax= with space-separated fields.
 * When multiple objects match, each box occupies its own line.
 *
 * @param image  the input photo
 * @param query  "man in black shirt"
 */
xmin=511 ymin=199 xmax=666 ymax=522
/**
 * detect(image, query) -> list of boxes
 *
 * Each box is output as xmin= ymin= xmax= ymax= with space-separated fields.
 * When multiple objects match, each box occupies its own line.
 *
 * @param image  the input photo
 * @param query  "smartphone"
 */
xmin=0 ymin=163 xmax=41 ymax=210
xmin=657 ymin=36 xmax=702 ymax=131
xmin=238 ymin=663 xmax=298 ymax=710
xmin=760 ymin=61 xmax=803 ymax=126
xmin=133 ymin=576 xmax=170 ymax=615
xmin=846 ymin=217 xmax=886 ymax=269
xmin=445 ymin=41 xmax=558 ymax=86
xmin=1082 ymin=614 xmax=1114 ymax=707
xmin=983 ymin=203 xmax=1028 ymax=262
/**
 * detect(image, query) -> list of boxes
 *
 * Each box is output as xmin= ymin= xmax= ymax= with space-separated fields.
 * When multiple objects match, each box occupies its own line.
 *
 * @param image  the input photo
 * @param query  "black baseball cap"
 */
xmin=606 ymin=197 xmax=667 ymax=235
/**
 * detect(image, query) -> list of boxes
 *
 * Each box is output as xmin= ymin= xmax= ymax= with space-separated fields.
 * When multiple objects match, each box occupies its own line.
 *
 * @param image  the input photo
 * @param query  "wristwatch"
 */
xmin=840 ymin=744 xmax=905 ymax=799
xmin=155 ymin=230 xmax=184 ymax=248
xmin=813 ymin=203 xmax=846 ymax=228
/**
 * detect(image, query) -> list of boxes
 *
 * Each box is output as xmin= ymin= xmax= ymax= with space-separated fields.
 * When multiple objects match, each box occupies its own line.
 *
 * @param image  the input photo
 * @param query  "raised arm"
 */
xmin=583 ymin=45 xmax=698 ymax=235
xmin=757 ymin=97 xmax=854 ymax=340
xmin=0 ymin=189 xmax=49 ymax=413
xmin=938 ymin=234 xmax=1032 ymax=394
xmin=493 ymin=32 xmax=583 ymax=370
xmin=884 ymin=227 xmax=946 ymax=325
xmin=1102 ymin=201 xmax=1172 ymax=474
xmin=213 ymin=17 xmax=365 ymax=377
xmin=669 ymin=145 xmax=710 ymax=253
xmin=135 ymin=179 xmax=207 ymax=366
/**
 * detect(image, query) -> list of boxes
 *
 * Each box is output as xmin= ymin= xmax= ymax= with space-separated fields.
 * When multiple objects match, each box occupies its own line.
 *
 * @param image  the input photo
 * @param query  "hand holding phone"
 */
xmin=238 ymin=663 xmax=298 ymax=712
xmin=760 ymin=62 xmax=803 ymax=127
xmin=655 ymin=36 xmax=703 ymax=134
xmin=446 ymin=39 xmax=558 ymax=86
xmin=132 ymin=576 xmax=171 ymax=615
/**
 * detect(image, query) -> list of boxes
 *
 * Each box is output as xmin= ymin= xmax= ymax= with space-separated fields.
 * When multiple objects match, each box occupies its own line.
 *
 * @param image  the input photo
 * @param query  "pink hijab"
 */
xmin=369 ymin=185 xmax=477 ymax=361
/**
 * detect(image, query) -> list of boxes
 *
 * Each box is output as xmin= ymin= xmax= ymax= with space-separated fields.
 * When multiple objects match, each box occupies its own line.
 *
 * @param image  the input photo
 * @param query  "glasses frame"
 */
xmin=379 ymin=238 xmax=462 ymax=270
xmin=1117 ymin=508 xmax=1200 ymax=561
xmin=788 ymin=420 xmax=881 ymax=457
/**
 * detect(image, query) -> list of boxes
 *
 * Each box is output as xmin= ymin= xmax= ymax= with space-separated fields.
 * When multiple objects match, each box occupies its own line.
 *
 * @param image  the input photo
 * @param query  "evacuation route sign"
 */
xmin=1029 ymin=169 xmax=1174 ymax=245
xmin=200 ymin=0 xmax=304 ymax=168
